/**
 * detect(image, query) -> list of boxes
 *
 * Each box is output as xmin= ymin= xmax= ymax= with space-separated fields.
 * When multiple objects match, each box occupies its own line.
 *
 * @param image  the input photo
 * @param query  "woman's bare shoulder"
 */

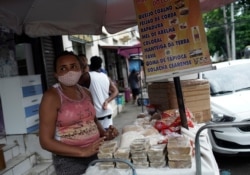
xmin=80 ymin=86 xmax=91 ymax=96
xmin=41 ymin=86 xmax=60 ymax=103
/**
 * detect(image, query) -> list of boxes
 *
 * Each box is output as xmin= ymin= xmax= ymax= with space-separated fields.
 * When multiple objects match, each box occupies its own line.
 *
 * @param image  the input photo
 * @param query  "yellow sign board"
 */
xmin=133 ymin=0 xmax=212 ymax=82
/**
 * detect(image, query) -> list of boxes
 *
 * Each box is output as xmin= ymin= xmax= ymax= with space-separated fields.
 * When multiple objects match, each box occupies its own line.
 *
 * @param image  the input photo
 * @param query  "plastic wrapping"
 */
xmin=114 ymin=148 xmax=130 ymax=159
xmin=133 ymin=161 xmax=149 ymax=169
xmin=119 ymin=131 xmax=145 ymax=148
xmin=116 ymin=162 xmax=131 ymax=169
xmin=147 ymin=144 xmax=167 ymax=157
xmin=168 ymin=160 xmax=192 ymax=169
xmin=122 ymin=125 xmax=144 ymax=133
xmin=167 ymin=136 xmax=191 ymax=155
xmin=97 ymin=153 xmax=113 ymax=159
xmin=150 ymin=161 xmax=166 ymax=168
xmin=167 ymin=136 xmax=192 ymax=168
xmin=130 ymin=138 xmax=150 ymax=151
xmin=168 ymin=154 xmax=191 ymax=161
xmin=148 ymin=155 xmax=166 ymax=163
xmin=99 ymin=140 xmax=118 ymax=154
xmin=131 ymin=156 xmax=148 ymax=163
xmin=98 ymin=162 xmax=115 ymax=170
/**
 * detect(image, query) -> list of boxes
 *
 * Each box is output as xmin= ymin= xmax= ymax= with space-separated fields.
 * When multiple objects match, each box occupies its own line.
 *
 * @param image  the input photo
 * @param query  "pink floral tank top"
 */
xmin=54 ymin=84 xmax=100 ymax=147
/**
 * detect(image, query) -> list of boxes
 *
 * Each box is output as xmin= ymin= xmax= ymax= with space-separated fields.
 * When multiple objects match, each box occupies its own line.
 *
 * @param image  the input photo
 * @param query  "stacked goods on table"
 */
xmin=147 ymin=144 xmax=167 ymax=168
xmin=97 ymin=140 xmax=118 ymax=169
xmin=114 ymin=148 xmax=131 ymax=169
xmin=130 ymin=138 xmax=150 ymax=168
xmin=98 ymin=112 xmax=194 ymax=170
xmin=167 ymin=136 xmax=192 ymax=168
xmin=148 ymin=79 xmax=211 ymax=123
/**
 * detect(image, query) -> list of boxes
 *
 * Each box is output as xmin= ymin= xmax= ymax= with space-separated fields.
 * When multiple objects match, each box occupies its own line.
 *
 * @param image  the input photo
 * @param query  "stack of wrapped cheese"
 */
xmin=147 ymin=144 xmax=167 ymax=168
xmin=130 ymin=138 xmax=150 ymax=168
xmin=97 ymin=140 xmax=118 ymax=169
xmin=113 ymin=148 xmax=131 ymax=169
xmin=167 ymin=136 xmax=192 ymax=168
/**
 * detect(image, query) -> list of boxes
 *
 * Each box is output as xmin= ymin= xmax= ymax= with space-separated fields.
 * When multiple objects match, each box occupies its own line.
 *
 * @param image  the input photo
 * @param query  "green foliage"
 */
xmin=203 ymin=0 xmax=250 ymax=59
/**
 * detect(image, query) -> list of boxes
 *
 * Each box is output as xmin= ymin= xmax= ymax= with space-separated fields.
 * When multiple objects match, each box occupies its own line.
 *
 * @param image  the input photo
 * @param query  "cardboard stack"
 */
xmin=148 ymin=79 xmax=211 ymax=123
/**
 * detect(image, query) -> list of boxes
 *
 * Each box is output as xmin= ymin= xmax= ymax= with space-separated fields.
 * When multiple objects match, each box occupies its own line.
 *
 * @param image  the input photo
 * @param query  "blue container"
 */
xmin=137 ymin=98 xmax=149 ymax=106
xmin=116 ymin=95 xmax=123 ymax=105
xmin=220 ymin=170 xmax=231 ymax=175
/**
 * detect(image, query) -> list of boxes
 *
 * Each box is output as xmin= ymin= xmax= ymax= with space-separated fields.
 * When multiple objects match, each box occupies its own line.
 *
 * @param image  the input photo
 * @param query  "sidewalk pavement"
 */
xmin=112 ymin=102 xmax=147 ymax=138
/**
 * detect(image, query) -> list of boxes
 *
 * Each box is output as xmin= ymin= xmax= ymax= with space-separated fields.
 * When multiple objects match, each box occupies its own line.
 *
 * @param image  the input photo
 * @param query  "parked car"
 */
xmin=201 ymin=59 xmax=250 ymax=154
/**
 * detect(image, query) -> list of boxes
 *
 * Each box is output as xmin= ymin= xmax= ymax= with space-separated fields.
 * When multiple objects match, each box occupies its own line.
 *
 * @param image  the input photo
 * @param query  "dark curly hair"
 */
xmin=53 ymin=51 xmax=78 ymax=72
xmin=89 ymin=56 xmax=102 ymax=71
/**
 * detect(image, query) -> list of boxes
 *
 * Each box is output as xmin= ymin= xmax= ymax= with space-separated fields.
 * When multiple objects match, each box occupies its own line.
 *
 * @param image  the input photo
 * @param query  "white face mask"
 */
xmin=58 ymin=71 xmax=82 ymax=86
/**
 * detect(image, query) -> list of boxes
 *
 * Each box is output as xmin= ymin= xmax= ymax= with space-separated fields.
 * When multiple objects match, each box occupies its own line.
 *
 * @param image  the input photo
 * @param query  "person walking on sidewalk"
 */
xmin=78 ymin=56 xmax=119 ymax=129
xmin=39 ymin=51 xmax=118 ymax=175
xmin=128 ymin=69 xmax=140 ymax=105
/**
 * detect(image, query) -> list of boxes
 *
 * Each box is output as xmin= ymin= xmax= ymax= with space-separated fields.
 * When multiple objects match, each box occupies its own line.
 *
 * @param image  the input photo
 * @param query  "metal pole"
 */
xmin=138 ymin=47 xmax=144 ymax=112
xmin=222 ymin=6 xmax=231 ymax=59
xmin=173 ymin=77 xmax=188 ymax=129
xmin=195 ymin=121 xmax=250 ymax=175
xmin=231 ymin=3 xmax=236 ymax=60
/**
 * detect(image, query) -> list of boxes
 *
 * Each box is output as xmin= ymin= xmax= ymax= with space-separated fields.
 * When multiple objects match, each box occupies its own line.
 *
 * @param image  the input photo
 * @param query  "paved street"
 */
xmin=113 ymin=102 xmax=146 ymax=136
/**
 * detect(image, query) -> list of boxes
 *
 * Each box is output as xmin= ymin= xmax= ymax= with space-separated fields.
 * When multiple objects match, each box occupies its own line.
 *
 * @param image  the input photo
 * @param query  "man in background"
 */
xmin=128 ymin=69 xmax=140 ymax=105
xmin=78 ymin=56 xmax=119 ymax=129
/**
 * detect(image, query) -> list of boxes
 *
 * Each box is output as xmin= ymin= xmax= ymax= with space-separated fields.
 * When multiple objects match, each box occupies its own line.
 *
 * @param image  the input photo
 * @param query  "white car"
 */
xmin=201 ymin=59 xmax=250 ymax=154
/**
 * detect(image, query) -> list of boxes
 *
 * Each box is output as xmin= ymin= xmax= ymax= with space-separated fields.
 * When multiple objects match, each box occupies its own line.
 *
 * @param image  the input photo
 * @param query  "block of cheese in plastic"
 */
xmin=99 ymin=140 xmax=118 ymax=154
xmin=148 ymin=155 xmax=166 ymax=163
xmin=99 ymin=162 xmax=115 ymax=170
xmin=133 ymin=161 xmax=149 ymax=169
xmin=130 ymin=150 xmax=147 ymax=157
xmin=130 ymin=138 xmax=150 ymax=151
xmin=131 ymin=156 xmax=148 ymax=163
xmin=122 ymin=125 xmax=144 ymax=133
xmin=150 ymin=160 xmax=166 ymax=168
xmin=167 ymin=136 xmax=191 ymax=155
xmin=168 ymin=160 xmax=192 ymax=169
xmin=116 ymin=162 xmax=131 ymax=169
xmin=119 ymin=131 xmax=145 ymax=148
xmin=147 ymin=144 xmax=167 ymax=157
xmin=97 ymin=152 xmax=113 ymax=159
xmin=114 ymin=148 xmax=130 ymax=159
xmin=168 ymin=154 xmax=191 ymax=161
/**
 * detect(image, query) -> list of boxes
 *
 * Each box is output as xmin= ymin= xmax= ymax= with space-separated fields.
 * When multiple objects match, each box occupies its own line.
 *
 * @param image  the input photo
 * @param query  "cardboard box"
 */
xmin=148 ymin=80 xmax=211 ymax=123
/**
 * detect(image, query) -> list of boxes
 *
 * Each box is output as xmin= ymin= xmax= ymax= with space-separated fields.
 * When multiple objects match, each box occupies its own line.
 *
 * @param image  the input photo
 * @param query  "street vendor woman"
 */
xmin=39 ymin=51 xmax=119 ymax=175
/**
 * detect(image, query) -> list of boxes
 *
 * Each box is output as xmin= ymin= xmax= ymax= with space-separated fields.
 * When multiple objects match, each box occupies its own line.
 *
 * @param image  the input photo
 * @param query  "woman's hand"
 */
xmin=104 ymin=125 xmax=119 ymax=140
xmin=82 ymin=137 xmax=105 ymax=157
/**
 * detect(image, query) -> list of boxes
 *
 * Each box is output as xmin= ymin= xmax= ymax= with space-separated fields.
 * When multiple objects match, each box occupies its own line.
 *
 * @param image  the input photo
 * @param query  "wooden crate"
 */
xmin=148 ymin=80 xmax=211 ymax=123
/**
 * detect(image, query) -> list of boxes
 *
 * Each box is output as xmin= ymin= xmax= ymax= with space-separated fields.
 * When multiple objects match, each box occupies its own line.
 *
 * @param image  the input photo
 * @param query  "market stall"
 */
xmin=84 ymin=114 xmax=219 ymax=175
xmin=85 ymin=1 xmax=220 ymax=174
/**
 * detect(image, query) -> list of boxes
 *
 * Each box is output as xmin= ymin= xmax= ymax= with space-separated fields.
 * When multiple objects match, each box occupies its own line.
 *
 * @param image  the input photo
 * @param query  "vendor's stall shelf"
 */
xmin=0 ymin=75 xmax=43 ymax=134
xmin=148 ymin=79 xmax=211 ymax=123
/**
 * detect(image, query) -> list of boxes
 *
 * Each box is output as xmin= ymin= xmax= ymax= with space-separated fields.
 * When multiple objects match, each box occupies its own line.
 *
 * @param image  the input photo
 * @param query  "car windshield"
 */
xmin=202 ymin=62 xmax=250 ymax=96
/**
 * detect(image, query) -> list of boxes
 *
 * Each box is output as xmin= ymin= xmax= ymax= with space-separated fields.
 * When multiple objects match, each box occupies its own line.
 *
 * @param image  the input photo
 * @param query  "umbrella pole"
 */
xmin=173 ymin=77 xmax=189 ymax=129
xmin=139 ymin=76 xmax=143 ymax=112
xmin=138 ymin=47 xmax=143 ymax=113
